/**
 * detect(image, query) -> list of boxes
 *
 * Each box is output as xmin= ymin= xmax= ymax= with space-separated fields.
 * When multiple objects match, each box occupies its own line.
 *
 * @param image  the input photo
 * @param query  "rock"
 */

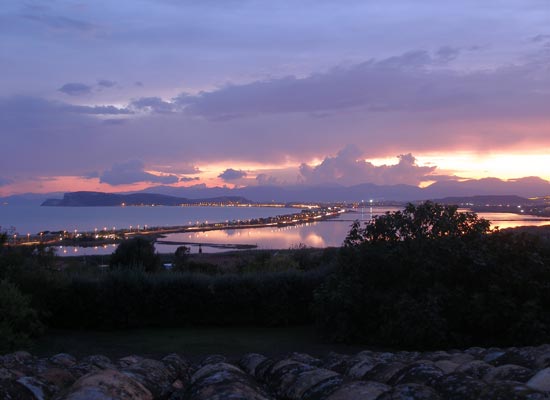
xmin=58 ymin=369 xmax=153 ymax=400
xmin=0 ymin=379 xmax=39 ymax=400
xmin=347 ymin=358 xmax=377 ymax=379
xmin=264 ymin=360 xmax=315 ymax=395
xmin=81 ymin=355 xmax=115 ymax=370
xmin=484 ymin=351 xmax=506 ymax=364
xmin=190 ymin=362 xmax=245 ymax=386
xmin=0 ymin=367 xmax=16 ymax=380
xmin=197 ymin=355 xmax=226 ymax=369
xmin=162 ymin=354 xmax=190 ymax=382
xmin=449 ymin=353 xmax=475 ymax=365
xmin=465 ymin=347 xmax=486 ymax=358
xmin=16 ymin=376 xmax=53 ymax=400
xmin=119 ymin=355 xmax=144 ymax=368
xmin=38 ymin=367 xmax=75 ymax=390
xmin=254 ymin=358 xmax=275 ymax=382
xmin=455 ymin=360 xmax=494 ymax=379
xmin=526 ymin=368 xmax=550 ymax=392
xmin=434 ymin=360 xmax=459 ymax=374
xmin=484 ymin=364 xmax=535 ymax=383
xmin=422 ymin=351 xmax=451 ymax=362
xmin=325 ymin=380 xmax=391 ymax=400
xmin=286 ymin=352 xmax=322 ymax=367
xmin=239 ymin=353 xmax=269 ymax=377
xmin=363 ymin=361 xmax=407 ymax=383
xmin=535 ymin=352 xmax=550 ymax=369
xmin=122 ymin=358 xmax=177 ymax=398
xmin=377 ymin=383 xmax=442 ymax=399
xmin=491 ymin=349 xmax=537 ymax=368
xmin=185 ymin=361 xmax=270 ymax=400
xmin=432 ymin=372 xmax=489 ymax=400
xmin=49 ymin=354 xmax=77 ymax=368
xmin=478 ymin=380 xmax=549 ymax=400
xmin=322 ymin=352 xmax=350 ymax=374
xmin=388 ymin=361 xmax=444 ymax=386
xmin=282 ymin=368 xmax=342 ymax=400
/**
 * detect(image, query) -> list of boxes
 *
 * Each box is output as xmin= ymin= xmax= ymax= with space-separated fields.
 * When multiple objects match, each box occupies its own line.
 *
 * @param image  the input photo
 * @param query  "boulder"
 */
xmin=282 ymin=368 xmax=342 ymax=400
xmin=387 ymin=361 xmax=444 ymax=386
xmin=363 ymin=361 xmax=407 ymax=383
xmin=239 ymin=353 xmax=269 ymax=377
xmin=377 ymin=383 xmax=442 ymax=400
xmin=455 ymin=360 xmax=494 ymax=379
xmin=49 ymin=354 xmax=77 ymax=369
xmin=122 ymin=358 xmax=177 ymax=398
xmin=432 ymin=372 xmax=488 ymax=400
xmin=478 ymin=380 xmax=549 ymax=400
xmin=325 ymin=380 xmax=391 ymax=400
xmin=57 ymin=369 xmax=152 ymax=400
xmin=483 ymin=364 xmax=535 ymax=383
xmin=526 ymin=368 xmax=550 ymax=392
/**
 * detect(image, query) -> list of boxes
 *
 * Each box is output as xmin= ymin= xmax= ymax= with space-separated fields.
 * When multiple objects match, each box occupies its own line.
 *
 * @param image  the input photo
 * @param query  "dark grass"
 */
xmin=30 ymin=325 xmax=367 ymax=361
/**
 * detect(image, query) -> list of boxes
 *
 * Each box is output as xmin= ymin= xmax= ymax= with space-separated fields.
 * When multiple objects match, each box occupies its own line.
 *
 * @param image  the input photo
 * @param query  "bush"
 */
xmin=110 ymin=237 xmax=161 ymax=272
xmin=34 ymin=268 xmax=328 ymax=330
xmin=314 ymin=203 xmax=550 ymax=349
xmin=0 ymin=280 xmax=44 ymax=353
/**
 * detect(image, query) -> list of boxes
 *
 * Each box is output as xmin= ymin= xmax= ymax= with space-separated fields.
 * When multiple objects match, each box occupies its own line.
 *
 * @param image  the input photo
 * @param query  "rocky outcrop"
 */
xmin=2 ymin=345 xmax=550 ymax=399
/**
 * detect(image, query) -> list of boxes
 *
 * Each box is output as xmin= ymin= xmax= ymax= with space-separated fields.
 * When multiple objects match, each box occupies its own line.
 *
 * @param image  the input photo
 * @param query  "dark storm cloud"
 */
xmin=22 ymin=13 xmax=95 ymax=32
xmin=180 ymin=176 xmax=200 ymax=182
xmin=59 ymin=83 xmax=93 ymax=96
xmin=97 ymin=80 xmax=117 ymax=88
xmin=0 ymin=178 xmax=14 ymax=187
xmin=531 ymin=34 xmax=550 ymax=43
xmin=173 ymin=49 xmax=550 ymax=120
xmin=130 ymin=97 xmax=175 ymax=114
xmin=99 ymin=160 xmax=179 ymax=185
xmin=299 ymin=145 xmax=437 ymax=186
xmin=0 ymin=96 xmax=131 ymax=116
xmin=256 ymin=173 xmax=281 ymax=186
xmin=218 ymin=169 xmax=247 ymax=181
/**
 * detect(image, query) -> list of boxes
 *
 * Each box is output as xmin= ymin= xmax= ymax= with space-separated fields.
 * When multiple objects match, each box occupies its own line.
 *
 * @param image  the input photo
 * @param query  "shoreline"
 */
xmin=8 ymin=207 xmax=346 ymax=249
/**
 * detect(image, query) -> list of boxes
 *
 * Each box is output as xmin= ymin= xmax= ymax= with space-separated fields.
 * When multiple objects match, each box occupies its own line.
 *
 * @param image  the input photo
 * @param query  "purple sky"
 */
xmin=1 ymin=0 xmax=550 ymax=195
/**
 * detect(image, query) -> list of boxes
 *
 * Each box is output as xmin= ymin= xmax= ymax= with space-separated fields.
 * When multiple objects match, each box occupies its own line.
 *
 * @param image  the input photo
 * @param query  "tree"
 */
xmin=173 ymin=245 xmax=190 ymax=270
xmin=0 ymin=279 xmax=44 ymax=352
xmin=110 ymin=237 xmax=161 ymax=272
xmin=344 ymin=201 xmax=492 ymax=246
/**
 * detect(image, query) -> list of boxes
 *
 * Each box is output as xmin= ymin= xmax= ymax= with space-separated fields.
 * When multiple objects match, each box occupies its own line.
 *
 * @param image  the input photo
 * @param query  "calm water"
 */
xmin=2 ymin=205 xmax=549 ymax=256
xmin=0 ymin=205 xmax=294 ymax=234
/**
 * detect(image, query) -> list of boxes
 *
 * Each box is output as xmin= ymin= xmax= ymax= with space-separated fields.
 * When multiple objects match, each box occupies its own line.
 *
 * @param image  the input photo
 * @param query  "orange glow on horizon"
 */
xmin=2 ymin=151 xmax=550 ymax=197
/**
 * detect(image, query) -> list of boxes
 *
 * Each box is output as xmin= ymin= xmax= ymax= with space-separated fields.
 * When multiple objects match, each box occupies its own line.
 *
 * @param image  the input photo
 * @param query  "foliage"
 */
xmin=110 ymin=236 xmax=161 ymax=272
xmin=25 ymin=268 xmax=327 ymax=329
xmin=0 ymin=279 xmax=44 ymax=353
xmin=344 ymin=201 xmax=492 ymax=246
xmin=173 ymin=245 xmax=190 ymax=270
xmin=315 ymin=203 xmax=550 ymax=349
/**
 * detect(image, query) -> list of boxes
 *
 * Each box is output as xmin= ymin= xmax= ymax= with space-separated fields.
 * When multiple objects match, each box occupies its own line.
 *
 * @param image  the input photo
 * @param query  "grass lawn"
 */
xmin=30 ymin=325 xmax=367 ymax=361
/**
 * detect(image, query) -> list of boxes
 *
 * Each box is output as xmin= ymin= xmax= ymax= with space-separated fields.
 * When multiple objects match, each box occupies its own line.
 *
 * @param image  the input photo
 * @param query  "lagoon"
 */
xmin=2 ymin=205 xmax=549 ymax=255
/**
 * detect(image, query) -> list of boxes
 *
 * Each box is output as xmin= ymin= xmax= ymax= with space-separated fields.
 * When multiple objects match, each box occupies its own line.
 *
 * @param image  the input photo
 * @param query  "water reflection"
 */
xmin=55 ymin=210 xmax=550 ymax=256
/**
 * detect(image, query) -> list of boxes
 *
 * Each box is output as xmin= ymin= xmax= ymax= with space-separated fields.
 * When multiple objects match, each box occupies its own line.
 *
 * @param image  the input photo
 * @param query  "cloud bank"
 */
xmin=99 ymin=160 xmax=179 ymax=185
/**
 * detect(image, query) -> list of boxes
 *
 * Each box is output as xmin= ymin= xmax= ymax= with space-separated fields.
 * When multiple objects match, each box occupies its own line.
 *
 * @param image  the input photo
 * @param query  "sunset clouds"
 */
xmin=1 ymin=0 xmax=550 ymax=195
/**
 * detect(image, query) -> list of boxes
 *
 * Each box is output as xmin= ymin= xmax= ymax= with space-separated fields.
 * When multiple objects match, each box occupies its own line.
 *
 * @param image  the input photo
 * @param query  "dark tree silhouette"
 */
xmin=110 ymin=237 xmax=161 ymax=272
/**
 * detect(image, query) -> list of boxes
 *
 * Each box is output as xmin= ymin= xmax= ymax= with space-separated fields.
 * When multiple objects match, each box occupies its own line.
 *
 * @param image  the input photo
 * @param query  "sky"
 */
xmin=1 ymin=0 xmax=550 ymax=196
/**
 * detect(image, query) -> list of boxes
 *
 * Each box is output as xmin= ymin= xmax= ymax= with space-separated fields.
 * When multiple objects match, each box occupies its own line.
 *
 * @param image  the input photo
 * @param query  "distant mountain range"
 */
xmin=1 ymin=176 xmax=549 ymax=206
xmin=135 ymin=176 xmax=550 ymax=203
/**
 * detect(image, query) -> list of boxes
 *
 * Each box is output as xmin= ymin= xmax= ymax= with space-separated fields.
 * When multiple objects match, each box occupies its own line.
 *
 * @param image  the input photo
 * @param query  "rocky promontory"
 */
xmin=2 ymin=345 xmax=550 ymax=399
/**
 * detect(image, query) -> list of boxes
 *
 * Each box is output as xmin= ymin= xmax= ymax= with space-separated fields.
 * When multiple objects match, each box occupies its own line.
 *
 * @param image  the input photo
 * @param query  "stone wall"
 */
xmin=2 ymin=344 xmax=550 ymax=399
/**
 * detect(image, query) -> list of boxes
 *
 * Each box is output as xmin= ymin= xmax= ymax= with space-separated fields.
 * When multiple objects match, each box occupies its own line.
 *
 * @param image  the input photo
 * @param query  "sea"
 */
xmin=1 ymin=205 xmax=549 ymax=256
